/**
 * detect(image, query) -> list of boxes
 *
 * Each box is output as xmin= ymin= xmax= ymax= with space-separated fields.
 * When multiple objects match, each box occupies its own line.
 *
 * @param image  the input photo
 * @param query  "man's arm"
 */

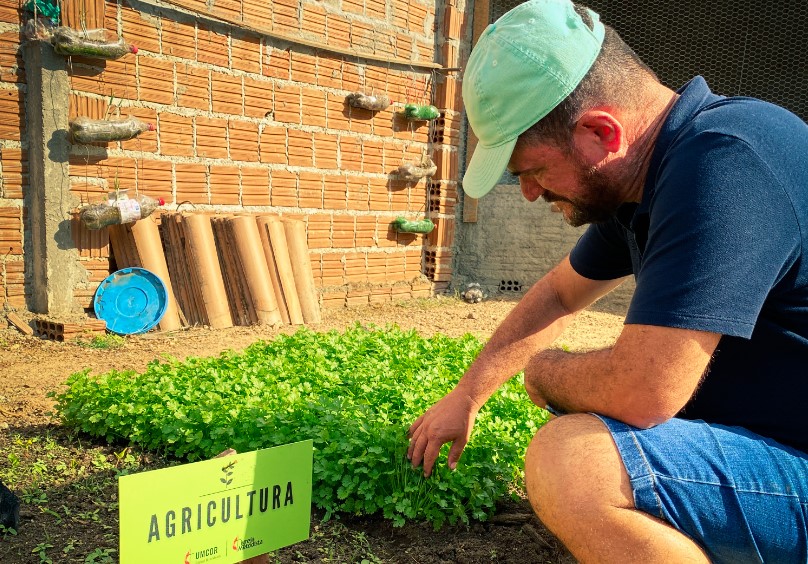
xmin=407 ymin=255 xmax=625 ymax=476
xmin=525 ymin=323 xmax=720 ymax=428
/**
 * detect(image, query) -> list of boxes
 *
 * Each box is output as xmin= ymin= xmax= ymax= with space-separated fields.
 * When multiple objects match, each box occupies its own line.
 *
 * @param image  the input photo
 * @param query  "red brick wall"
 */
xmin=0 ymin=0 xmax=469 ymax=312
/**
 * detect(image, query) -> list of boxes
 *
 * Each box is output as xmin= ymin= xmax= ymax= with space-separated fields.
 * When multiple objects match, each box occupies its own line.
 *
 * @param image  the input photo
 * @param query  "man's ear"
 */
xmin=572 ymin=110 xmax=623 ymax=161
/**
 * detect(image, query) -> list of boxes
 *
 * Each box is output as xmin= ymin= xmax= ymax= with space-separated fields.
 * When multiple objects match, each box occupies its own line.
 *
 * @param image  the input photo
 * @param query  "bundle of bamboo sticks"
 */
xmin=108 ymin=213 xmax=321 ymax=331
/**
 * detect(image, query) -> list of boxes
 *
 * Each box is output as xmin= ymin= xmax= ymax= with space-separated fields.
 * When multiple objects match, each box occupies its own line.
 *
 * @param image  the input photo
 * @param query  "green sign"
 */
xmin=119 ymin=440 xmax=313 ymax=564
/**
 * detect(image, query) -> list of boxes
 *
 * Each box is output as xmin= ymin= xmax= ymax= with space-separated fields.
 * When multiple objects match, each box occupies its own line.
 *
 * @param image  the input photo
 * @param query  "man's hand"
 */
xmin=407 ymin=389 xmax=482 ymax=477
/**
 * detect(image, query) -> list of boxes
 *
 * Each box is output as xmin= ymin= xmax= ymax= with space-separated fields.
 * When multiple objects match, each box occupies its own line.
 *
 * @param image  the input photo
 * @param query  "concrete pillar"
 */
xmin=22 ymin=39 xmax=83 ymax=315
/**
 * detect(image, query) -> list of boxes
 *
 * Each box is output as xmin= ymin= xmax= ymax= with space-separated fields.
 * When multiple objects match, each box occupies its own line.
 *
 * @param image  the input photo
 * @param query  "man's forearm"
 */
xmin=526 ymin=348 xmax=614 ymax=415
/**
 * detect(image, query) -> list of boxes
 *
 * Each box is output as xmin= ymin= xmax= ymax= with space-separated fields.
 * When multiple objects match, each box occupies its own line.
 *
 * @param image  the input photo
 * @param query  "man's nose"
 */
xmin=519 ymin=176 xmax=544 ymax=202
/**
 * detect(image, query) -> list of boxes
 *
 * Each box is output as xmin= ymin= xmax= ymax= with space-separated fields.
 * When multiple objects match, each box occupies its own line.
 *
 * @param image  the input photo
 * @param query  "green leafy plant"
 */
xmin=52 ymin=325 xmax=548 ymax=528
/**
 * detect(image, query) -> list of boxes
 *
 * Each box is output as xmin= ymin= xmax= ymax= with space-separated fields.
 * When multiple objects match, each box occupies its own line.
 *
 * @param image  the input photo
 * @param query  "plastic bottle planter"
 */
xmin=80 ymin=194 xmax=165 ymax=230
xmin=391 ymin=216 xmax=435 ymax=234
xmin=403 ymin=103 xmax=440 ymax=121
xmin=345 ymin=92 xmax=391 ymax=112
xmin=394 ymin=158 xmax=437 ymax=183
xmin=70 ymin=116 xmax=154 ymax=144
xmin=51 ymin=27 xmax=137 ymax=59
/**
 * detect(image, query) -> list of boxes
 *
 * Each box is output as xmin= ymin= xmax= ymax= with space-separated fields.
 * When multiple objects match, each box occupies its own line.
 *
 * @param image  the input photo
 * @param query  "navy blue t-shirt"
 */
xmin=570 ymin=76 xmax=808 ymax=453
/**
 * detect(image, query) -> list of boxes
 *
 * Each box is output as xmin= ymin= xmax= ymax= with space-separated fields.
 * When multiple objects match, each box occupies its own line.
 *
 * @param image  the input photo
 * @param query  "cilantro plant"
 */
xmin=52 ymin=325 xmax=549 ymax=528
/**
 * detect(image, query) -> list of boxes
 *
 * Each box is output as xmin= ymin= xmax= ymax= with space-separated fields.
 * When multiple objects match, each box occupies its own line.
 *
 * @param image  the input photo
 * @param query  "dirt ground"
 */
xmin=0 ymin=295 xmax=626 ymax=563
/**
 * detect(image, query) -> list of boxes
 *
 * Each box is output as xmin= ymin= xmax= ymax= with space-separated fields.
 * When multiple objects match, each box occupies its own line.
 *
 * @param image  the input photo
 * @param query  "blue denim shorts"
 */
xmin=595 ymin=415 xmax=808 ymax=564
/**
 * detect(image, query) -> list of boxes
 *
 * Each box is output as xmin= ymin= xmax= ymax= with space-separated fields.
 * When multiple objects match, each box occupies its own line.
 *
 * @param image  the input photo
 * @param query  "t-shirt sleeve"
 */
xmin=626 ymin=132 xmax=800 ymax=338
xmin=569 ymin=219 xmax=634 ymax=281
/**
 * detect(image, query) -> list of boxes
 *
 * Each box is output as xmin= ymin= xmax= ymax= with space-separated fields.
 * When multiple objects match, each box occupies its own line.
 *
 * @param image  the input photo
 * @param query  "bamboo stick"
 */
xmin=282 ymin=219 xmax=321 ymax=324
xmin=182 ymin=213 xmax=233 ymax=329
xmin=228 ymin=216 xmax=282 ymax=326
xmin=131 ymin=216 xmax=182 ymax=331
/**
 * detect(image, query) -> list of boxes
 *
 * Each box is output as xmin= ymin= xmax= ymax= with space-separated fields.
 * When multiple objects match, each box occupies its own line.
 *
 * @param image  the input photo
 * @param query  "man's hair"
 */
xmin=518 ymin=4 xmax=658 ymax=148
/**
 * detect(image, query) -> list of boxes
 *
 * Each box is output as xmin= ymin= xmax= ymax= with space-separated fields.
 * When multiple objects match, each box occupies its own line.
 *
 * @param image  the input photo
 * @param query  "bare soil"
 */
xmin=0 ymin=296 xmax=625 ymax=563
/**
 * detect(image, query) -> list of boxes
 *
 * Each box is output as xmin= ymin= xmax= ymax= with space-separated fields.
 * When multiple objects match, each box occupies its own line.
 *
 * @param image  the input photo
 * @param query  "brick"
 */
xmin=301 ymin=3 xmax=326 ymax=37
xmin=243 ymin=0 xmax=270 ymax=30
xmin=196 ymin=116 xmax=229 ymax=159
xmin=273 ymin=82 xmax=300 ymax=123
xmin=259 ymin=125 xmax=286 ymax=164
xmin=326 ymin=15 xmax=351 ymax=48
xmin=366 ymin=0 xmax=386 ymax=20
xmin=0 ymin=32 xmax=24 ymax=83
xmin=70 ymin=180 xmax=105 ymax=204
xmin=287 ymin=129 xmax=313 ymax=167
xmin=198 ymin=27 xmax=229 ymax=68
xmin=355 ymin=215 xmax=377 ymax=247
xmin=414 ymin=38 xmax=435 ymax=62
xmin=122 ymin=7 xmax=160 ymax=53
xmin=321 ymin=288 xmax=347 ymax=308
xmin=326 ymin=92 xmax=350 ymax=130
xmin=320 ymin=253 xmax=344 ymax=285
xmin=367 ymin=254 xmax=387 ymax=283
xmin=211 ymin=71 xmax=243 ymax=114
xmin=390 ymin=184 xmax=410 ymax=211
xmin=210 ymin=164 xmax=241 ymax=205
xmin=0 ymin=88 xmax=25 ymax=141
xmin=136 ymin=159 xmax=173 ymax=200
xmin=138 ymin=57 xmax=175 ymax=105
xmin=346 ymin=176 xmax=370 ymax=211
xmin=348 ymin=106 xmax=373 ymax=135
xmin=231 ymin=35 xmax=262 ymax=74
xmin=211 ymin=0 xmax=241 ymax=24
xmin=391 ymin=0 xmax=408 ymax=29
xmin=339 ymin=137 xmax=362 ymax=172
xmin=229 ymin=119 xmax=260 ymax=162
xmin=177 ymin=63 xmax=210 ymax=111
xmin=345 ymin=252 xmax=367 ymax=284
xmin=301 ymin=87 xmax=326 ymax=128
xmin=0 ymin=148 xmax=27 ymax=200
xmin=263 ymin=46 xmax=290 ymax=80
xmin=241 ymin=166 xmax=270 ymax=206
xmin=408 ymin=3 xmax=428 ymax=34
xmin=394 ymin=33 xmax=413 ymax=60
xmin=404 ymin=250 xmax=424 ymax=277
xmin=306 ymin=214 xmax=331 ymax=249
xmin=443 ymin=5 xmax=463 ymax=39
xmin=323 ymin=174 xmax=347 ymax=210
xmin=270 ymin=169 xmax=297 ymax=207
xmin=0 ymin=3 xmax=21 ymax=24
xmin=175 ymin=162 xmax=209 ymax=204
xmin=372 ymin=109 xmax=395 ymax=137
xmin=332 ymin=215 xmax=355 ymax=248
xmin=273 ymin=0 xmax=299 ymax=33
xmin=298 ymin=171 xmax=323 ymax=208
xmin=159 ymin=112 xmax=194 ymax=157
xmin=341 ymin=62 xmax=362 ymax=92
xmin=162 ymin=18 xmax=196 ymax=60
xmin=362 ymin=139 xmax=384 ymax=174
xmin=316 ymin=55 xmax=342 ymax=90
xmin=291 ymin=51 xmax=317 ymax=85
xmin=68 ymin=60 xmax=136 ymax=100
xmin=342 ymin=0 xmax=363 ymax=15
xmin=368 ymin=177 xmax=390 ymax=213
xmin=313 ymin=133 xmax=338 ymax=170
xmin=244 ymin=75 xmax=274 ymax=119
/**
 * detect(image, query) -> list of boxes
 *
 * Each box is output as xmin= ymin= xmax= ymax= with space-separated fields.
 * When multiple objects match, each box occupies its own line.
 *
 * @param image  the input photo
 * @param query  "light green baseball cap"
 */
xmin=461 ymin=0 xmax=605 ymax=198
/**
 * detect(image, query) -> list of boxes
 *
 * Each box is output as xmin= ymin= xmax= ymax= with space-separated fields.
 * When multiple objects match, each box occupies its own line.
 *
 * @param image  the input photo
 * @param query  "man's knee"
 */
xmin=524 ymin=414 xmax=633 ymax=522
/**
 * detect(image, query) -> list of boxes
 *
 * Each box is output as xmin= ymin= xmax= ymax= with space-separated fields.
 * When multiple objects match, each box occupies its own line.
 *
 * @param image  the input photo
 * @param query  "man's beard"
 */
xmin=544 ymin=153 xmax=625 ymax=227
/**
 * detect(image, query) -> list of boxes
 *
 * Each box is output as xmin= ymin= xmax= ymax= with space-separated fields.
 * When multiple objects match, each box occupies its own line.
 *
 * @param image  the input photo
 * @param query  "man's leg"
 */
xmin=524 ymin=413 xmax=709 ymax=563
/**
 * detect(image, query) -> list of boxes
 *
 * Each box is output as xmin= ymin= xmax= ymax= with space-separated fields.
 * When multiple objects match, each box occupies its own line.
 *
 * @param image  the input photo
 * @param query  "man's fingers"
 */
xmin=408 ymin=414 xmax=425 ymax=437
xmin=446 ymin=439 xmax=466 ymax=471
xmin=408 ymin=430 xmax=429 ymax=469
xmin=421 ymin=440 xmax=443 ymax=478
xmin=406 ymin=422 xmax=424 ymax=461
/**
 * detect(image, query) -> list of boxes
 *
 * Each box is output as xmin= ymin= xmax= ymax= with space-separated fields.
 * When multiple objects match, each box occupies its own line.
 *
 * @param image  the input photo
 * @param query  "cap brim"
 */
xmin=461 ymin=138 xmax=518 ymax=198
